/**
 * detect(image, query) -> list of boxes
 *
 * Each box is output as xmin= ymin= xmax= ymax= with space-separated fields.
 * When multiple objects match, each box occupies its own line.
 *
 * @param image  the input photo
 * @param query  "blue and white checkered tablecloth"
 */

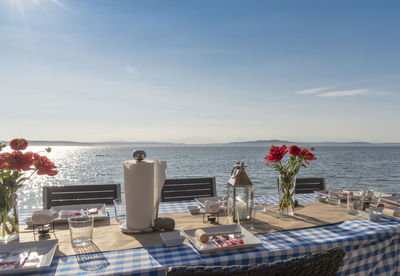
xmin=19 ymin=194 xmax=400 ymax=276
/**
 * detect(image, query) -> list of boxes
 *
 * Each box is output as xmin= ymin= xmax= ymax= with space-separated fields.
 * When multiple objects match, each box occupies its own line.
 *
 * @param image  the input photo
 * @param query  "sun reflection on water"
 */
xmin=17 ymin=146 xmax=124 ymax=210
xmin=15 ymin=145 xmax=400 ymax=211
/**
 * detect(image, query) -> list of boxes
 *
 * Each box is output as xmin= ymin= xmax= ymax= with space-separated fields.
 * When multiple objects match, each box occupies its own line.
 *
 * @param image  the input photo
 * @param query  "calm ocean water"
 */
xmin=18 ymin=145 xmax=400 ymax=210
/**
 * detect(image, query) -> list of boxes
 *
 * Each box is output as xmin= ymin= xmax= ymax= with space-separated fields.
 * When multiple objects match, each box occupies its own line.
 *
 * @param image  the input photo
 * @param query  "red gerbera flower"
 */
xmin=289 ymin=145 xmax=301 ymax=156
xmin=3 ymin=151 xmax=34 ymax=171
xmin=10 ymin=138 xmax=29 ymax=151
xmin=300 ymin=148 xmax=317 ymax=165
xmin=33 ymin=155 xmax=58 ymax=176
xmin=0 ymin=153 xmax=10 ymax=169
xmin=265 ymin=145 xmax=288 ymax=165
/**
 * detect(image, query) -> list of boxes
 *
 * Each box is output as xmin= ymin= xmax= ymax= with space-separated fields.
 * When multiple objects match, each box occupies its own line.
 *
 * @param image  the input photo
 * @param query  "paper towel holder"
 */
xmin=132 ymin=149 xmax=146 ymax=161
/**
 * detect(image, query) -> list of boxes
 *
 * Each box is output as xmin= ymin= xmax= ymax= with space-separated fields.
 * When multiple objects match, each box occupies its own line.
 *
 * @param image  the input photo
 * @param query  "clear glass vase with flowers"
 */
xmin=0 ymin=138 xmax=58 ymax=243
xmin=265 ymin=145 xmax=316 ymax=215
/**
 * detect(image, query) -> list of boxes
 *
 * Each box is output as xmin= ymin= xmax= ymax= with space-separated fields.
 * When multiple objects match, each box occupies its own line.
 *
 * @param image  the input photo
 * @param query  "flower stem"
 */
xmin=2 ymin=213 xmax=6 ymax=238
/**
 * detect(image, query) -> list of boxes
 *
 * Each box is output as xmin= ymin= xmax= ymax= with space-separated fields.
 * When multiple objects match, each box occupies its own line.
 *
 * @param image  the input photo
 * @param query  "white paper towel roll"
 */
xmin=123 ymin=159 xmax=167 ymax=231
xmin=153 ymin=160 xmax=167 ymax=217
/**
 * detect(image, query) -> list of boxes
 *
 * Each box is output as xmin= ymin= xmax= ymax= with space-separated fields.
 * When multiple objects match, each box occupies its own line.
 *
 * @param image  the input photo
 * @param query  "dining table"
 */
xmin=16 ymin=193 xmax=400 ymax=276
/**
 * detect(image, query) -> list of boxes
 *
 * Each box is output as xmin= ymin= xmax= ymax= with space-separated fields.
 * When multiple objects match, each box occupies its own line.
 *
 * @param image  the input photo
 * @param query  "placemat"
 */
xmin=19 ymin=202 xmax=362 ymax=256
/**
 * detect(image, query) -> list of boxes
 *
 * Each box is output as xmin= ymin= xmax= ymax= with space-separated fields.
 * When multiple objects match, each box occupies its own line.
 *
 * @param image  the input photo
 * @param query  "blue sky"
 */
xmin=1 ymin=0 xmax=399 ymax=143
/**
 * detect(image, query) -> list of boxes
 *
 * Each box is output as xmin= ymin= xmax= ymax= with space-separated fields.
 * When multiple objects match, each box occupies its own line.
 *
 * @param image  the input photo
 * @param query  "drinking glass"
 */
xmin=335 ymin=192 xmax=342 ymax=206
xmin=374 ymin=192 xmax=382 ymax=206
xmin=327 ymin=191 xmax=341 ymax=205
xmin=349 ymin=195 xmax=366 ymax=216
xmin=68 ymin=216 xmax=94 ymax=246
xmin=113 ymin=198 xmax=126 ymax=223
xmin=347 ymin=194 xmax=351 ymax=211
xmin=259 ymin=195 xmax=268 ymax=211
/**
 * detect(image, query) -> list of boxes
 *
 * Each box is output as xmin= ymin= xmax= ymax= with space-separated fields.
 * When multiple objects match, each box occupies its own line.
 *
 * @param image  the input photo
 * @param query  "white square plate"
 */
xmin=0 ymin=240 xmax=58 ymax=275
xmin=183 ymin=224 xmax=262 ymax=254
xmin=371 ymin=207 xmax=400 ymax=222
xmin=50 ymin=203 xmax=108 ymax=223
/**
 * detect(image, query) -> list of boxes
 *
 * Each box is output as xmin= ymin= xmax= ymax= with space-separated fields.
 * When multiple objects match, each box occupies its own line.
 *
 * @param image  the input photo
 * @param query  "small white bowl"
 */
xmin=187 ymin=205 xmax=200 ymax=215
xmin=160 ymin=230 xmax=186 ymax=247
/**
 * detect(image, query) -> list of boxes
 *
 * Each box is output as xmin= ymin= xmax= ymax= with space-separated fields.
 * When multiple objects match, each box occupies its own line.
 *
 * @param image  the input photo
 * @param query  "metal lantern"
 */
xmin=227 ymin=161 xmax=255 ymax=223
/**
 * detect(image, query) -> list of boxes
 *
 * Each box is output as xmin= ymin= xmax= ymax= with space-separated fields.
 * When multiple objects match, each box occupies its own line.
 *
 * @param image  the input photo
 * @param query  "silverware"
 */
xmin=16 ymin=249 xmax=31 ymax=269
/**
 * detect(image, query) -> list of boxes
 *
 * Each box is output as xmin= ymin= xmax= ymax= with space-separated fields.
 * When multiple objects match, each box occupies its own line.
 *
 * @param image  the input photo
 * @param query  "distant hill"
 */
xmin=226 ymin=140 xmax=291 ymax=146
xmin=1 ymin=140 xmax=185 ymax=147
xmin=1 ymin=140 xmax=93 ymax=146
xmin=2 ymin=139 xmax=399 ymax=147
xmin=224 ymin=140 xmax=400 ymax=147
xmin=94 ymin=141 xmax=186 ymax=146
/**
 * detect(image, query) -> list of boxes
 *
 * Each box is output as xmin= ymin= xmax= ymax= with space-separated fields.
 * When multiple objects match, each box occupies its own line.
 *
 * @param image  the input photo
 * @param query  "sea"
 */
xmin=17 ymin=145 xmax=400 ymax=210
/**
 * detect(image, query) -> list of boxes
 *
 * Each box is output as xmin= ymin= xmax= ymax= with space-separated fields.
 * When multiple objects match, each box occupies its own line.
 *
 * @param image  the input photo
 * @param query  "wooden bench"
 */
xmin=161 ymin=177 xmax=216 ymax=202
xmin=43 ymin=184 xmax=121 ymax=209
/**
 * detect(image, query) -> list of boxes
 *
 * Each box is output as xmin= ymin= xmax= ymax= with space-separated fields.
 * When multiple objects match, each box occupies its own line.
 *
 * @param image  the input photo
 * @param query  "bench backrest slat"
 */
xmin=277 ymin=177 xmax=326 ymax=194
xmin=161 ymin=177 xmax=216 ymax=202
xmin=43 ymin=184 xmax=121 ymax=209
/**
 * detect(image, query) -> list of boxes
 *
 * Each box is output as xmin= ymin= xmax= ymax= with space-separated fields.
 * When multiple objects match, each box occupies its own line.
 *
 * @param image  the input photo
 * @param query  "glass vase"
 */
xmin=0 ymin=205 xmax=19 ymax=243
xmin=278 ymin=174 xmax=296 ymax=216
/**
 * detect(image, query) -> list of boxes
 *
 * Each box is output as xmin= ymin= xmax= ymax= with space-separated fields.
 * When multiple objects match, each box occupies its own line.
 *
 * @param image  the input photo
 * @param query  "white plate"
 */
xmin=371 ymin=207 xmax=400 ymax=222
xmin=368 ymin=206 xmax=400 ymax=222
xmin=183 ymin=224 xmax=262 ymax=254
xmin=314 ymin=190 xmax=392 ymax=200
xmin=380 ymin=213 xmax=400 ymax=222
xmin=0 ymin=240 xmax=57 ymax=275
xmin=314 ymin=190 xmax=347 ymax=200
xmin=351 ymin=191 xmax=392 ymax=198
xmin=381 ymin=195 xmax=400 ymax=202
xmin=50 ymin=203 xmax=108 ymax=223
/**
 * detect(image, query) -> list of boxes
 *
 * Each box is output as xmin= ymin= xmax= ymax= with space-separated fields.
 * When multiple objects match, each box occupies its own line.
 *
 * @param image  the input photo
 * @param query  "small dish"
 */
xmin=187 ymin=206 xmax=201 ymax=215
xmin=160 ymin=230 xmax=186 ymax=247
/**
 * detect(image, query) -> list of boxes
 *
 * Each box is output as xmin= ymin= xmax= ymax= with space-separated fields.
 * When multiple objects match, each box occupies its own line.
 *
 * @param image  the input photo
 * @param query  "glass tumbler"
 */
xmin=113 ymin=198 xmax=126 ymax=223
xmin=68 ymin=216 xmax=94 ymax=246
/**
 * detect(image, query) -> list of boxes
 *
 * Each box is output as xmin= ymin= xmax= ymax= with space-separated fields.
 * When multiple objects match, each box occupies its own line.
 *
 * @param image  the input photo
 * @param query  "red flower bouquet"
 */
xmin=0 ymin=138 xmax=58 ymax=242
xmin=265 ymin=144 xmax=316 ymax=215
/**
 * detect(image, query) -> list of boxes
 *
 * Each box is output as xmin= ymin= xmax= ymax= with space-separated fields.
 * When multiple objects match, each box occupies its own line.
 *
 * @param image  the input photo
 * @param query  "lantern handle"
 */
xmin=230 ymin=161 xmax=241 ymax=177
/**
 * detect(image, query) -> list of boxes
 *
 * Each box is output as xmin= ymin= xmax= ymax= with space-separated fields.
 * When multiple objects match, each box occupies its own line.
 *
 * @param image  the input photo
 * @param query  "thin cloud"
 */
xmin=295 ymin=87 xmax=331 ymax=95
xmin=317 ymin=89 xmax=368 ymax=98
xmin=165 ymin=106 xmax=180 ymax=113
xmin=369 ymin=90 xmax=393 ymax=96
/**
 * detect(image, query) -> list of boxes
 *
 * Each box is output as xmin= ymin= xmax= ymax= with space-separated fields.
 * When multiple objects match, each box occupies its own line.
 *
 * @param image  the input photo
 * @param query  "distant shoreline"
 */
xmin=2 ymin=140 xmax=400 ymax=147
